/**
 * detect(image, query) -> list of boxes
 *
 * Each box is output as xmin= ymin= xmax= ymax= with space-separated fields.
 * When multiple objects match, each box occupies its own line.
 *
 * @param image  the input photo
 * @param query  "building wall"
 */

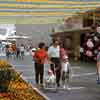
xmin=52 ymin=16 xmax=84 ymax=56
xmin=16 ymin=24 xmax=57 ymax=47
xmin=64 ymin=16 xmax=83 ymax=30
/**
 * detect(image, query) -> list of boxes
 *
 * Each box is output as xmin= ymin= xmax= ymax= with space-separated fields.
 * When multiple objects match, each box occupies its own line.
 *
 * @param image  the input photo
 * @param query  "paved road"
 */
xmin=1 ymin=55 xmax=100 ymax=100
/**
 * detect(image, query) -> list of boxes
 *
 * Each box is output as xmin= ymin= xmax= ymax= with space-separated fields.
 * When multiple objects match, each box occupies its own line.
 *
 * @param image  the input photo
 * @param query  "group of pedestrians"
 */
xmin=5 ymin=43 xmax=25 ymax=60
xmin=33 ymin=40 xmax=70 ymax=89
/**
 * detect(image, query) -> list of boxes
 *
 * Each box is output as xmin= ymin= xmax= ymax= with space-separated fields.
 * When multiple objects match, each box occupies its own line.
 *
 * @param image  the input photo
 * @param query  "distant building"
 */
xmin=51 ymin=7 xmax=100 ymax=55
xmin=15 ymin=24 xmax=57 ymax=47
xmin=0 ymin=24 xmax=16 ymax=40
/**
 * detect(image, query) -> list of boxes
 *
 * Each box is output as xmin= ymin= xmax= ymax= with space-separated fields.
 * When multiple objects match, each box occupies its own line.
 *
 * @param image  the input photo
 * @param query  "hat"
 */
xmin=63 ymin=55 xmax=68 ymax=59
xmin=48 ymin=69 xmax=53 ymax=74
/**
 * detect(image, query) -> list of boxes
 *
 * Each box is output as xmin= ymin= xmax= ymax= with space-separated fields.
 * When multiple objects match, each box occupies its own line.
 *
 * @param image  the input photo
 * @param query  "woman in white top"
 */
xmin=48 ymin=40 xmax=61 ymax=87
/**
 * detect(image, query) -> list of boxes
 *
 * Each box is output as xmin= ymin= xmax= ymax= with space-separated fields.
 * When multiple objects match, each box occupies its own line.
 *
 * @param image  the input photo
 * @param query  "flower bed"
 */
xmin=0 ymin=60 xmax=47 ymax=100
xmin=0 ymin=90 xmax=45 ymax=100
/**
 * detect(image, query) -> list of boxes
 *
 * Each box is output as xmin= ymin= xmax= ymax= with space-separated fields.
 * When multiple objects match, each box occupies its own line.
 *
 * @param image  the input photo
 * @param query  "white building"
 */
xmin=0 ymin=24 xmax=16 ymax=40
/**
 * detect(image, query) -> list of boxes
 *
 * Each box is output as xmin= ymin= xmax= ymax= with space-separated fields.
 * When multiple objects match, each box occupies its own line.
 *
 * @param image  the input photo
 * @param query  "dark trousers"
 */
xmin=34 ymin=63 xmax=44 ymax=85
xmin=16 ymin=51 xmax=20 ymax=60
xmin=6 ymin=52 xmax=10 ymax=59
xmin=62 ymin=71 xmax=69 ymax=85
xmin=20 ymin=51 xmax=24 ymax=60
xmin=80 ymin=53 xmax=84 ymax=61
xmin=50 ymin=58 xmax=61 ymax=87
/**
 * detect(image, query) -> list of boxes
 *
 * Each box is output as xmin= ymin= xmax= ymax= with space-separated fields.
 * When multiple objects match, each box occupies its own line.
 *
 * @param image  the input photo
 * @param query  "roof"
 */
xmin=50 ymin=27 xmax=91 ymax=36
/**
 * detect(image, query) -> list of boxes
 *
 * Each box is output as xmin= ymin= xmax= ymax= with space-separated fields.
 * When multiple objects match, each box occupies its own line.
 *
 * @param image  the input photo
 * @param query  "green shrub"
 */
xmin=0 ymin=60 xmax=21 ymax=92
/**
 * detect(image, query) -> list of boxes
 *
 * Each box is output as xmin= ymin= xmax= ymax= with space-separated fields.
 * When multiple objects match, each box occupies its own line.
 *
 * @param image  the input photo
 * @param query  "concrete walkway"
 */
xmin=1 ymin=55 xmax=100 ymax=100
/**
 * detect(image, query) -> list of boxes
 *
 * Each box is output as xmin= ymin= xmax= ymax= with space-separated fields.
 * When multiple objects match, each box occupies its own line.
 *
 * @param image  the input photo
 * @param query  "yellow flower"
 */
xmin=0 ymin=60 xmax=12 ymax=68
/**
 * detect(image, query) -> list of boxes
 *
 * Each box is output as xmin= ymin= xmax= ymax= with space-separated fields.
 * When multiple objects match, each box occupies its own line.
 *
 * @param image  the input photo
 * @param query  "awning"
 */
xmin=7 ymin=35 xmax=30 ymax=39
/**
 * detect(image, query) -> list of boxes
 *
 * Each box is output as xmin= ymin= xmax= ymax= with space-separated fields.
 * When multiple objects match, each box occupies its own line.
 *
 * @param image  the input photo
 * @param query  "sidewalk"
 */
xmin=0 ymin=55 xmax=100 ymax=100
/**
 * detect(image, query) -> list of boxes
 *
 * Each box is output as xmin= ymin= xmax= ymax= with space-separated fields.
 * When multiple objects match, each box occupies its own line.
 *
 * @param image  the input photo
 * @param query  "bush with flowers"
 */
xmin=0 ymin=60 xmax=46 ymax=100
xmin=0 ymin=60 xmax=21 ymax=92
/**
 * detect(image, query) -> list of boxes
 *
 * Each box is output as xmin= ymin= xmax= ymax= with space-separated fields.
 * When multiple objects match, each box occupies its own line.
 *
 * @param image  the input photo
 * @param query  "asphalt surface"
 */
xmin=0 ymin=54 xmax=100 ymax=100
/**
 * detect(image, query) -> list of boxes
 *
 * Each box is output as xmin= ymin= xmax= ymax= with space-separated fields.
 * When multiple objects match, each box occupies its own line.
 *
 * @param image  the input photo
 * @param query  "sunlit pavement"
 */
xmin=0 ymin=55 xmax=100 ymax=100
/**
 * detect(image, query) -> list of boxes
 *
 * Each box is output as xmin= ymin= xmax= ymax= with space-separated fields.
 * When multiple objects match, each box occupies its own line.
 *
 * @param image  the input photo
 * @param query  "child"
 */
xmin=61 ymin=56 xmax=70 ymax=89
xmin=45 ymin=69 xmax=56 ymax=88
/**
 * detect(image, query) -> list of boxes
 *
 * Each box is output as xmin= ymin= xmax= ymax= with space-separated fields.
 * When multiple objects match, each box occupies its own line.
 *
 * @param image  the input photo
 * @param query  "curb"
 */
xmin=33 ymin=86 xmax=50 ymax=100
xmin=13 ymin=66 xmax=50 ymax=100
xmin=24 ymin=79 xmax=50 ymax=100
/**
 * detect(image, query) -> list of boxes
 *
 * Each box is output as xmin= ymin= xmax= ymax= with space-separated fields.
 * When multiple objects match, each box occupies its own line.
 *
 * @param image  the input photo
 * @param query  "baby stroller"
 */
xmin=44 ymin=63 xmax=57 ymax=91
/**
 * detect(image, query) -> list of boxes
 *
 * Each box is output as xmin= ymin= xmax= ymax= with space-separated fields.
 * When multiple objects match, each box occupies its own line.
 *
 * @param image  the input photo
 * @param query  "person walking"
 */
xmin=60 ymin=44 xmax=68 ymax=59
xmin=96 ymin=47 xmax=100 ymax=84
xmin=33 ymin=42 xmax=47 ymax=87
xmin=20 ymin=44 xmax=25 ymax=60
xmin=9 ymin=45 xmax=13 ymax=60
xmin=48 ymin=40 xmax=61 ymax=87
xmin=16 ymin=45 xmax=20 ymax=60
xmin=5 ymin=45 xmax=10 ymax=60
xmin=12 ymin=43 xmax=17 ymax=60
xmin=61 ymin=56 xmax=70 ymax=89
